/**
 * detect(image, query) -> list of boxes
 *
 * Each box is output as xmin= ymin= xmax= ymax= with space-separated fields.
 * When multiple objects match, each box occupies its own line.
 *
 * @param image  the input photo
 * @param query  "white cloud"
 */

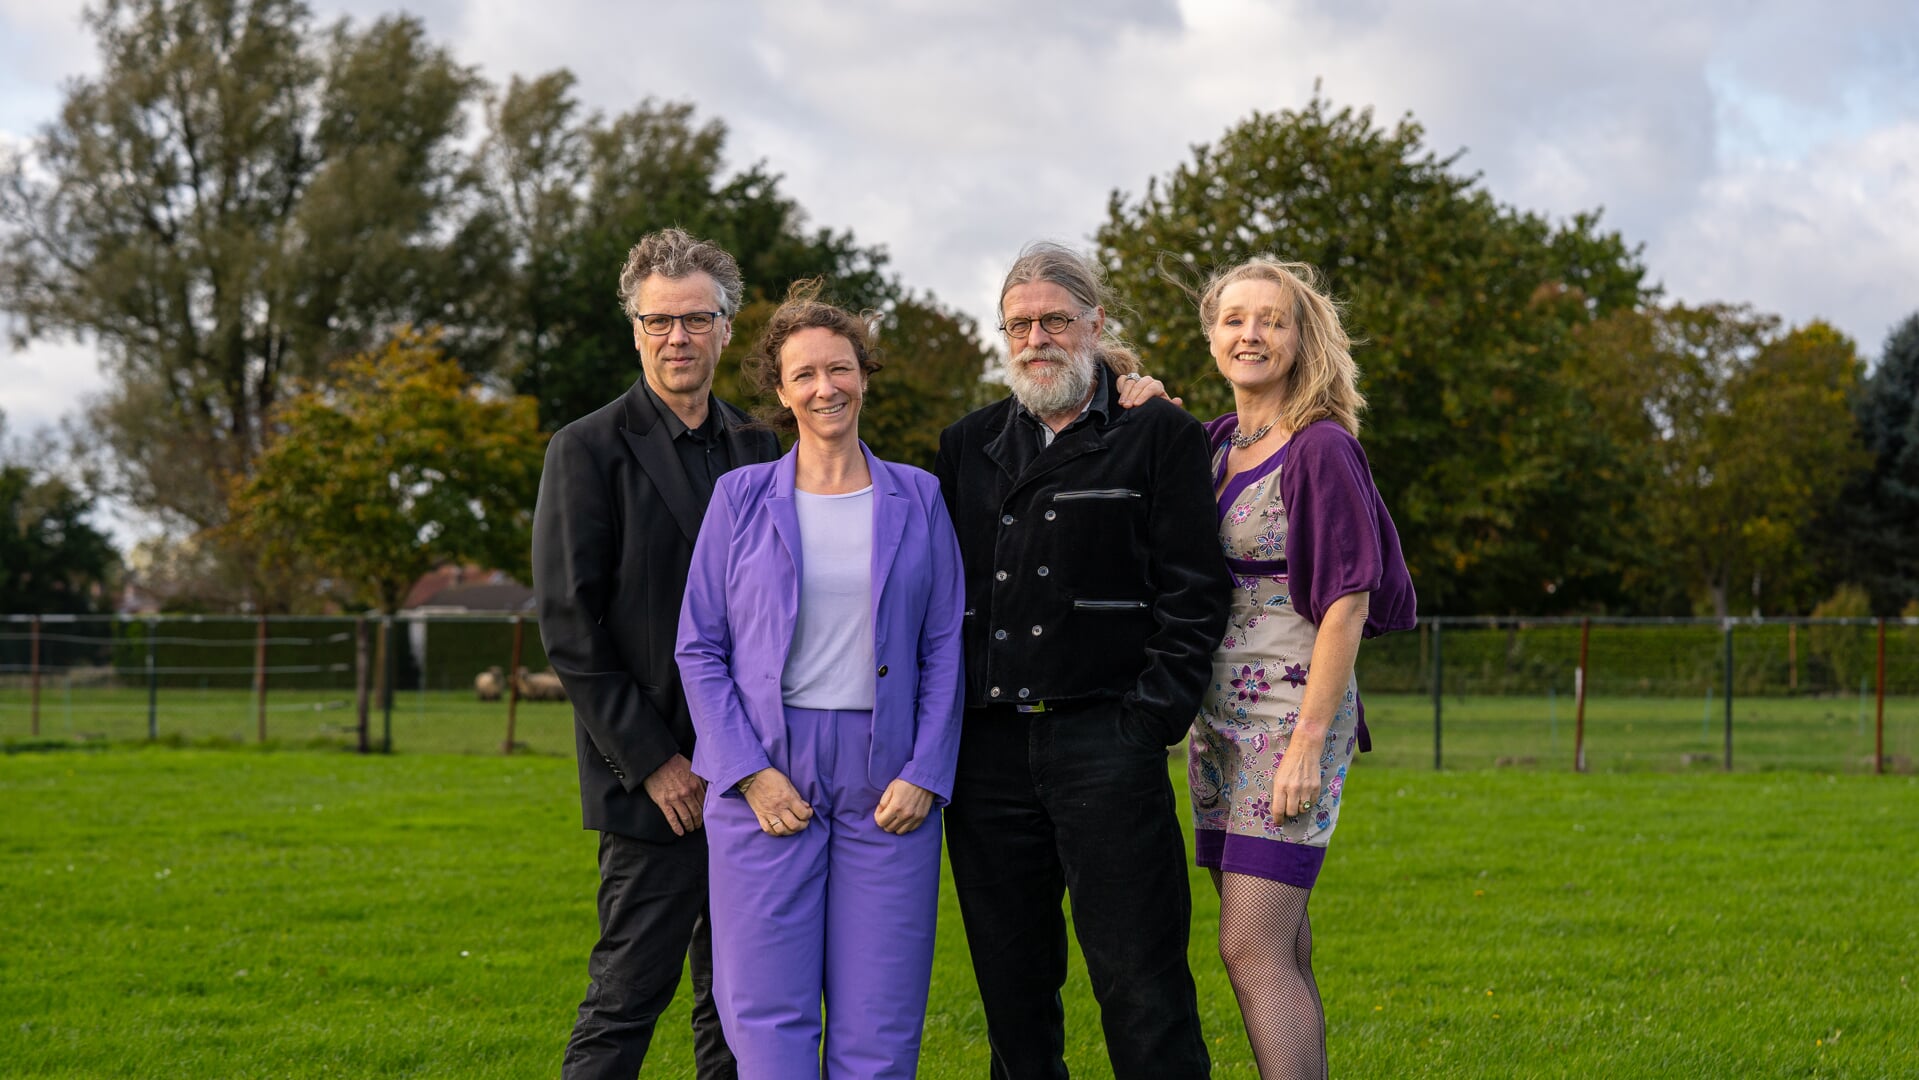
xmin=1657 ymin=120 xmax=1919 ymax=355
xmin=0 ymin=335 xmax=104 ymax=440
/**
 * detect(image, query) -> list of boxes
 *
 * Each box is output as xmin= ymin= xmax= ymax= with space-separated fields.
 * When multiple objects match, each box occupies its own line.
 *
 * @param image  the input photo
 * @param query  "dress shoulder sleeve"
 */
xmin=1278 ymin=422 xmax=1417 ymax=636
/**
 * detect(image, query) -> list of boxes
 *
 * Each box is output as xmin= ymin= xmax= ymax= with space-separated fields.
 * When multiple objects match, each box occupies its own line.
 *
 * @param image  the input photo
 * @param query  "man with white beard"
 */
xmin=932 ymin=242 xmax=1232 ymax=1079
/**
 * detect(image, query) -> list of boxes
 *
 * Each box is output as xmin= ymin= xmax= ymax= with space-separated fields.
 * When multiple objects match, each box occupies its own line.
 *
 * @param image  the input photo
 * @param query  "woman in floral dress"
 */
xmin=1188 ymin=258 xmax=1416 ymax=1078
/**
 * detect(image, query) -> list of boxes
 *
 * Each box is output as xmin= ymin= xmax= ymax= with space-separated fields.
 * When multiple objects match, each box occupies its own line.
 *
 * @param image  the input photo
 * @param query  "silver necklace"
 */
xmin=1229 ymin=418 xmax=1277 ymax=449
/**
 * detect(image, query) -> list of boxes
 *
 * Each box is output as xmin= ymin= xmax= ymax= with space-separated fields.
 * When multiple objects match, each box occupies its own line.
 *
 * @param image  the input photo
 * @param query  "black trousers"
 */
xmin=562 ymin=829 xmax=735 ymax=1079
xmin=945 ymin=704 xmax=1210 ymax=1080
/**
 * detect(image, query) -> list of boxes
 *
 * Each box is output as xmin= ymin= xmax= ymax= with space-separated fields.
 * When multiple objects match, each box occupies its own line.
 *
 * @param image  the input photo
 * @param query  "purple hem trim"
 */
xmin=1211 ymin=415 xmax=1291 ymax=522
xmin=1193 ymin=828 xmax=1327 ymax=889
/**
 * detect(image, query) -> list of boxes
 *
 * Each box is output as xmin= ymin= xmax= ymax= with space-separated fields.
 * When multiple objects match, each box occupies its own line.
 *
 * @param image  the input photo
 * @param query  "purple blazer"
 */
xmin=676 ymin=442 xmax=966 ymax=802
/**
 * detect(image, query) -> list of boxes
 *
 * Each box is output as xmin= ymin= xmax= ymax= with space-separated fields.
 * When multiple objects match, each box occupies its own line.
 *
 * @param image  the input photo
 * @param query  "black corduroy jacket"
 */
xmin=932 ymin=375 xmax=1232 ymax=740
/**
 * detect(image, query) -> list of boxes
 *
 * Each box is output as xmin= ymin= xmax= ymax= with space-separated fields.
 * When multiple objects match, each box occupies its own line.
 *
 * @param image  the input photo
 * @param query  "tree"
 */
xmin=0 ymin=0 xmax=495 ymax=539
xmin=227 ymin=329 xmax=544 ymax=613
xmin=1830 ymin=312 xmax=1919 ymax=613
xmin=1098 ymin=97 xmax=1649 ymax=613
xmin=472 ymin=74 xmax=899 ymax=432
xmin=861 ymin=295 xmax=1000 ymax=469
xmin=0 ymin=413 xmax=118 ymax=614
xmin=1579 ymin=305 xmax=1867 ymax=616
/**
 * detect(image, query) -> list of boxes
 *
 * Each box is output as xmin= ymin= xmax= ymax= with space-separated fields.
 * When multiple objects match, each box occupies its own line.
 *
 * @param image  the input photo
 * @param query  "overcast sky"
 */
xmin=5 ymin=0 xmax=1917 ymax=485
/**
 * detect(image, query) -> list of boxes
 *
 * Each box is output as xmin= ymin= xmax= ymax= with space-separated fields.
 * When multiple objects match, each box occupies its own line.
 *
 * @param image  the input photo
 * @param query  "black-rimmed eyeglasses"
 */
xmin=999 ymin=312 xmax=1082 ymax=339
xmin=636 ymin=311 xmax=724 ymax=336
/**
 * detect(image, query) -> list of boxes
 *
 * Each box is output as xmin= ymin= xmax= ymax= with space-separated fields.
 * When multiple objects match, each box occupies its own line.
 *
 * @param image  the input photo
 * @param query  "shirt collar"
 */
xmin=642 ymin=378 xmax=718 ymax=441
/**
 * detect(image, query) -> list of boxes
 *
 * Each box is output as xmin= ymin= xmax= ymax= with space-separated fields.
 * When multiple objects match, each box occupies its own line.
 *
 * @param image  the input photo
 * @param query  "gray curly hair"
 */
xmin=617 ymin=227 xmax=745 ymax=319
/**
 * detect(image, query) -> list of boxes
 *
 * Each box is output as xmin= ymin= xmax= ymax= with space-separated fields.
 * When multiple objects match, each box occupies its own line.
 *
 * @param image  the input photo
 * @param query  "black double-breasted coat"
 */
xmin=932 ymin=374 xmax=1232 ymax=740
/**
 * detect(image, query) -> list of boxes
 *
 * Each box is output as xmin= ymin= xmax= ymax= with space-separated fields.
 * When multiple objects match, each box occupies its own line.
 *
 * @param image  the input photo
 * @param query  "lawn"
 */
xmin=3 ymin=746 xmax=1914 ymax=1078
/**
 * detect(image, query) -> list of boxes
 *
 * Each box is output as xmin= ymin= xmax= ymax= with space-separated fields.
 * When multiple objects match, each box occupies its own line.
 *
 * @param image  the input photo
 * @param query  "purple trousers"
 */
xmin=705 ymin=706 xmax=943 ymax=1079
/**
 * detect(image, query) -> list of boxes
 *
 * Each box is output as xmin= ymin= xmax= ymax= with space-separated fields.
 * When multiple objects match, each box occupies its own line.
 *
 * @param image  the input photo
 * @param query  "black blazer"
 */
xmin=532 ymin=379 xmax=780 ymax=841
xmin=933 ymin=378 xmax=1231 ymax=742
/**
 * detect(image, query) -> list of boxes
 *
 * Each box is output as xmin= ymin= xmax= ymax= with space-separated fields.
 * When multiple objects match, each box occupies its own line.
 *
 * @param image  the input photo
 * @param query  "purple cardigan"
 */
xmin=675 ymin=443 xmax=966 ymax=802
xmin=1205 ymin=415 xmax=1416 ymax=636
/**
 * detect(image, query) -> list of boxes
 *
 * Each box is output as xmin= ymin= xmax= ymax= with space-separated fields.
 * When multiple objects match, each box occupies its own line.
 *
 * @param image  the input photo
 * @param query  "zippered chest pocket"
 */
xmin=1051 ymin=488 xmax=1142 ymax=502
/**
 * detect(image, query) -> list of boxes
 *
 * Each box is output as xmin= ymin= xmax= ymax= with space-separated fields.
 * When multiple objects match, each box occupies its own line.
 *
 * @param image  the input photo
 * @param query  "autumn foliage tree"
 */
xmin=227 ymin=330 xmax=544 ymax=613
xmin=1098 ymin=97 xmax=1648 ymax=613
xmin=0 ymin=0 xmax=493 ymax=540
xmin=1571 ymin=305 xmax=1867 ymax=616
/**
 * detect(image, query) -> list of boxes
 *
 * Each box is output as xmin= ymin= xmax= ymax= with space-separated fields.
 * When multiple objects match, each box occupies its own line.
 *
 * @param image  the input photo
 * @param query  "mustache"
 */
xmin=1013 ymin=344 xmax=1074 ymax=369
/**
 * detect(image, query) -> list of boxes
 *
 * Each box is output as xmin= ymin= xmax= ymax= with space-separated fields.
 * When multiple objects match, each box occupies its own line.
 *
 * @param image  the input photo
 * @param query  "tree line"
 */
xmin=3 ymin=0 xmax=1913 ymax=618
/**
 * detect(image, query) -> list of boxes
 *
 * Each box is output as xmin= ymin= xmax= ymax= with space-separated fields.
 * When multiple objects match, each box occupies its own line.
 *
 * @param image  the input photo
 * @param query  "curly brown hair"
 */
xmin=743 ymin=279 xmax=884 ymax=431
xmin=616 ymin=227 xmax=745 ymax=319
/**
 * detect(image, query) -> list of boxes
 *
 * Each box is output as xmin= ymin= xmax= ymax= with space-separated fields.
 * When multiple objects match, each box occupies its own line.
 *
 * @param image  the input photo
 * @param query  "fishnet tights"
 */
xmin=1213 ymin=870 xmax=1326 ymax=1080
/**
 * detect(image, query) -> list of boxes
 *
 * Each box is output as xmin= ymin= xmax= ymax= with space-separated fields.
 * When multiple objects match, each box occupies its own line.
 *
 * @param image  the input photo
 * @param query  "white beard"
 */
xmin=1008 ymin=344 xmax=1097 ymax=419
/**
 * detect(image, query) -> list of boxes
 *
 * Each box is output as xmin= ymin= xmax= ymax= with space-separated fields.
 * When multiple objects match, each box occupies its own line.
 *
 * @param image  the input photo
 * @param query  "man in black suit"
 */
xmin=533 ymin=228 xmax=780 ymax=1079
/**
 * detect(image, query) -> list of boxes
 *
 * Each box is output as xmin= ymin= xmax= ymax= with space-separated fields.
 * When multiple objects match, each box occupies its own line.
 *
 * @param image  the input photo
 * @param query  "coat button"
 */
xmin=1001 ymin=514 xmax=1015 ymax=525
xmin=994 ymin=629 xmax=1008 ymax=640
xmin=1044 ymin=509 xmax=1057 ymax=521
xmin=990 ymin=686 xmax=1001 ymax=698
xmin=1031 ymin=625 xmax=1042 ymax=636
xmin=877 ymin=664 xmax=889 ymax=677
xmin=1018 ymin=688 xmax=1030 ymax=698
xmin=996 ymin=570 xmax=1008 ymax=581
xmin=1036 ymin=566 xmax=1049 ymax=577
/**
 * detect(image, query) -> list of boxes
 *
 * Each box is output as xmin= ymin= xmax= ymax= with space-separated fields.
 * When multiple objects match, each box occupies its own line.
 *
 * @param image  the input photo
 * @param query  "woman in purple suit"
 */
xmin=676 ymin=281 xmax=965 ymax=1078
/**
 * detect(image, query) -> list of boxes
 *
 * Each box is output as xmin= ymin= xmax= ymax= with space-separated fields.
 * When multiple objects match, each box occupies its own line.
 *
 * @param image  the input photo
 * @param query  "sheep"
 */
xmin=475 ymin=666 xmax=505 ymax=702
xmin=514 ymin=666 xmax=568 ymax=702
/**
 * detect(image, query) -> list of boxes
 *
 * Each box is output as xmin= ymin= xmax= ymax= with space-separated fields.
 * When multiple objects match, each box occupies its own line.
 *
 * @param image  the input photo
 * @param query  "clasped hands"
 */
xmin=738 ymin=767 xmax=934 ymax=837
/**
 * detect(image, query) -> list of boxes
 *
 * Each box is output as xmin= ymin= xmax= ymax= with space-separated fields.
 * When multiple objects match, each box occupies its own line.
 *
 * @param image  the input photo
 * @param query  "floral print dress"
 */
xmin=1188 ymin=439 xmax=1361 ymax=889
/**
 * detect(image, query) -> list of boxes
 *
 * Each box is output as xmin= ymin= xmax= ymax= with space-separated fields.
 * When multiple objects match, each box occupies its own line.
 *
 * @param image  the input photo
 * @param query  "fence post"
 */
xmin=1722 ymin=619 xmax=1734 ymax=772
xmin=1573 ymin=617 xmax=1590 ymax=773
xmin=146 ymin=616 xmax=159 ymax=741
xmin=504 ymin=615 xmax=525 ymax=755
xmin=381 ymin=616 xmax=396 ymax=753
xmin=355 ymin=617 xmax=371 ymax=754
xmin=1876 ymin=618 xmax=1887 ymax=776
xmin=1431 ymin=619 xmax=1443 ymax=771
xmin=29 ymin=616 xmax=41 ymax=737
xmin=1788 ymin=621 xmax=1798 ymax=694
xmin=253 ymin=615 xmax=269 ymax=744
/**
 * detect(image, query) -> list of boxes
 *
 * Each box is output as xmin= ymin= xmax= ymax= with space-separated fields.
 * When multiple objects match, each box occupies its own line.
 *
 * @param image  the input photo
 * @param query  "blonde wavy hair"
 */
xmin=1199 ymin=258 xmax=1364 ymax=437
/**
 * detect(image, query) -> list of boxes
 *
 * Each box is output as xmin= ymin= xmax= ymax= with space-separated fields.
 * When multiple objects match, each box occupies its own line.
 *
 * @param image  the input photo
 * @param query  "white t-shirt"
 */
xmin=780 ymin=486 xmax=876 ymax=709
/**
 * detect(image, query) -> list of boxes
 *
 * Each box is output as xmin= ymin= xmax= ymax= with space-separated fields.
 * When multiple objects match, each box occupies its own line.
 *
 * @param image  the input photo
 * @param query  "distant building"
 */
xmin=402 ymin=565 xmax=533 ymax=614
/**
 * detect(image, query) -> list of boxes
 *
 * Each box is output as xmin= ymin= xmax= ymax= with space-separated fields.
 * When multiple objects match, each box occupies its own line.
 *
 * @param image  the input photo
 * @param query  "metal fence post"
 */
xmin=1722 ymin=619 xmax=1734 ymax=772
xmin=1788 ymin=621 xmax=1798 ymax=693
xmin=1876 ymin=618 xmax=1887 ymax=775
xmin=253 ymin=614 xmax=269 ymax=744
xmin=1431 ymin=619 xmax=1443 ymax=771
xmin=1573 ymin=617 xmax=1590 ymax=773
xmin=29 ymin=616 xmax=41 ymax=737
xmin=504 ymin=614 xmax=525 ymax=755
xmin=145 ymin=616 xmax=158 ymax=741
xmin=381 ymin=616 xmax=396 ymax=753
xmin=355 ymin=616 xmax=371 ymax=754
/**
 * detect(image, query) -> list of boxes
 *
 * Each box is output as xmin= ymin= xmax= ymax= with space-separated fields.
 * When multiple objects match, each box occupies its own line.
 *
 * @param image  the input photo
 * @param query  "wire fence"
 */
xmin=2 ymin=613 xmax=1914 ymax=772
xmin=1354 ymin=616 xmax=1917 ymax=774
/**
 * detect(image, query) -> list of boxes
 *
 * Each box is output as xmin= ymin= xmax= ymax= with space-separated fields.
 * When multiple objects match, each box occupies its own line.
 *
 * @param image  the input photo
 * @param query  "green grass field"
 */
xmin=4 ymin=685 xmax=1913 ymax=775
xmin=4 ymin=746 xmax=1914 ymax=1078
